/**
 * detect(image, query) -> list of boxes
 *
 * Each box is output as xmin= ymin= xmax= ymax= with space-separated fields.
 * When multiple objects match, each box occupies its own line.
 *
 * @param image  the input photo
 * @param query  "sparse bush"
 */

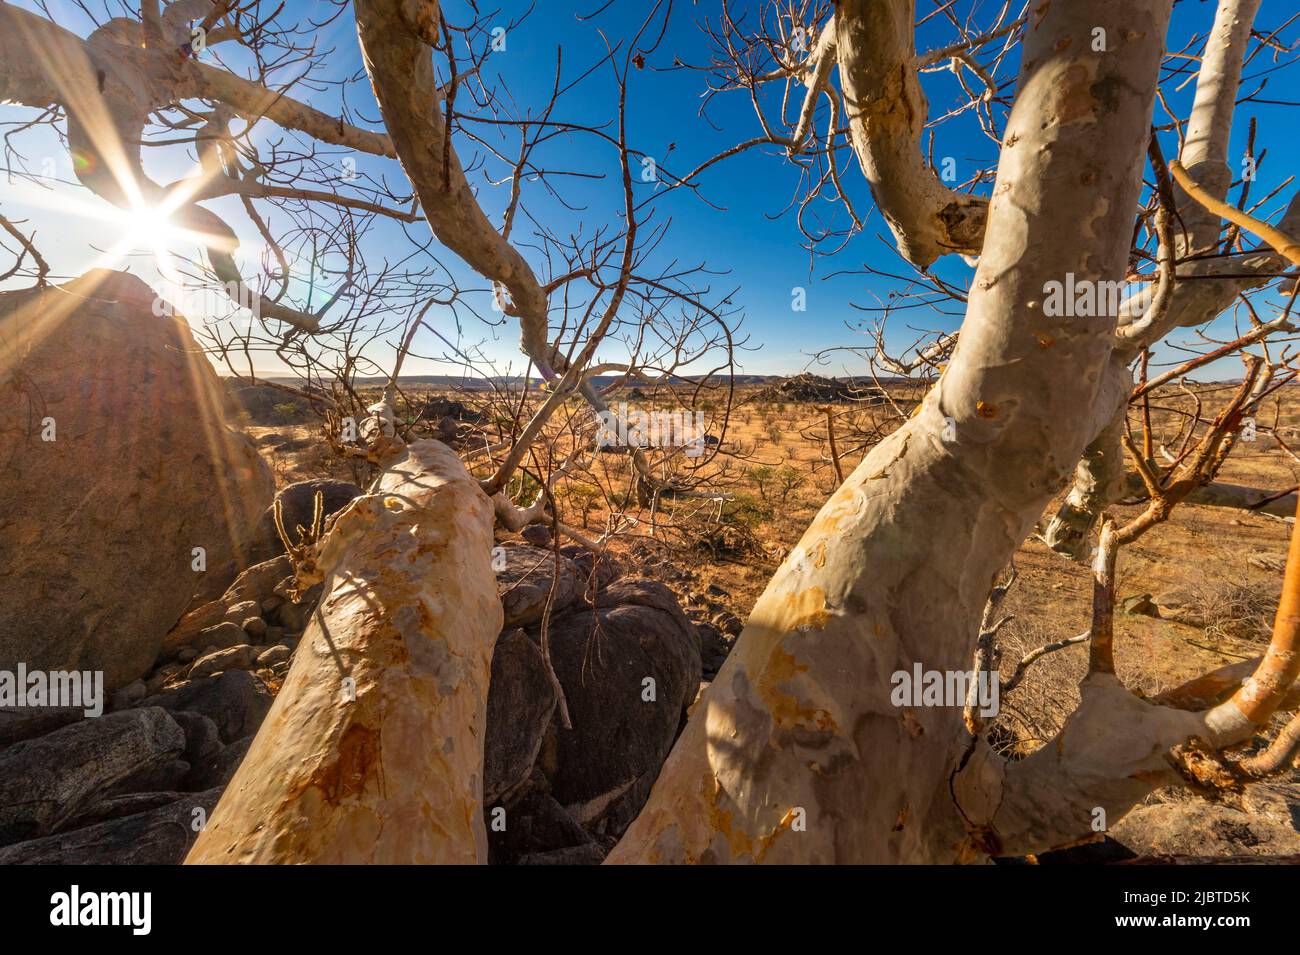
xmin=1193 ymin=578 xmax=1277 ymax=645
xmin=773 ymin=466 xmax=801 ymax=507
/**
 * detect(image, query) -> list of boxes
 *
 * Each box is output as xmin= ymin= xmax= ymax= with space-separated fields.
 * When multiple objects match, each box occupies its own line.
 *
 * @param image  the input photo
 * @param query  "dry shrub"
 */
xmin=695 ymin=520 xmax=767 ymax=562
xmin=989 ymin=620 xmax=1087 ymax=759
xmin=1191 ymin=577 xmax=1277 ymax=646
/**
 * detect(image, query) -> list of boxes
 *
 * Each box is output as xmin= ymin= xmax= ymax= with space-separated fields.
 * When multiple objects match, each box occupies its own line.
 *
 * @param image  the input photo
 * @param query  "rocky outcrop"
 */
xmin=484 ymin=574 xmax=703 ymax=862
xmin=495 ymin=543 xmax=584 ymax=629
xmin=0 ymin=270 xmax=274 ymax=691
xmin=144 ymin=670 xmax=274 ymax=745
xmin=161 ymin=556 xmax=292 ymax=657
xmin=0 ymin=478 xmax=707 ymax=865
xmin=0 ymin=707 xmax=186 ymax=845
xmin=751 ymin=372 xmax=880 ymax=404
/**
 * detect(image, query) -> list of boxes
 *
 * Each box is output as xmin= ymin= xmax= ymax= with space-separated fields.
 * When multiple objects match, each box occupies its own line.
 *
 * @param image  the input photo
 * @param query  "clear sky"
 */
xmin=2 ymin=0 xmax=1297 ymax=381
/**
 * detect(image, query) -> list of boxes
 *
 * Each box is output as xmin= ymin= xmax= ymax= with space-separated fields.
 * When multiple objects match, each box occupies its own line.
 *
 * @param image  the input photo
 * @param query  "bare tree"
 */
xmin=611 ymin=0 xmax=1300 ymax=863
xmin=5 ymin=0 xmax=1300 ymax=864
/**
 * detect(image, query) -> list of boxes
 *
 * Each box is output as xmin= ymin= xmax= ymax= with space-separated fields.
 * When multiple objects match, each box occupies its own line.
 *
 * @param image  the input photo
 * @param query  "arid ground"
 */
xmin=235 ymin=374 xmax=1300 ymax=860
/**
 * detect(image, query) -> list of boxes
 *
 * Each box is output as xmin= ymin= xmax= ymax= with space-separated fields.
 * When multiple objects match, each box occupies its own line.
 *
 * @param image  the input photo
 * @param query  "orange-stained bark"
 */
xmin=187 ymin=441 xmax=502 ymax=864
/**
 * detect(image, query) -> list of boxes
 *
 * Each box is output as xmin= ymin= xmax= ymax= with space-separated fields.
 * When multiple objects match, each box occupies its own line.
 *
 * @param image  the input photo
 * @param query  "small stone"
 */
xmin=242 ymin=616 xmax=268 ymax=640
xmin=196 ymin=621 xmax=248 ymax=651
xmin=1120 ymin=593 xmax=1160 ymax=618
xmin=110 ymin=679 xmax=147 ymax=710
xmin=256 ymin=645 xmax=290 ymax=667
xmin=189 ymin=645 xmax=260 ymax=680
xmin=260 ymin=595 xmax=284 ymax=615
xmin=1248 ymin=553 xmax=1287 ymax=574
xmin=176 ymin=648 xmax=198 ymax=663
xmin=224 ymin=600 xmax=260 ymax=623
xmin=520 ymin=524 xmax=552 ymax=548
xmin=712 ymin=611 xmax=744 ymax=636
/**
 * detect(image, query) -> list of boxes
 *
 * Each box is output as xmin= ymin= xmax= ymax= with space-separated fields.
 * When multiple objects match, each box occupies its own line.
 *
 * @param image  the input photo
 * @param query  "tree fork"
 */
xmin=608 ymin=0 xmax=1176 ymax=864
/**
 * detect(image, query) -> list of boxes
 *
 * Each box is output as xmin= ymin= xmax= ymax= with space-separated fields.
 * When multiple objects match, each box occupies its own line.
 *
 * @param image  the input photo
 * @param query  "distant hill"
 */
xmin=227 ymin=372 xmax=918 ymax=390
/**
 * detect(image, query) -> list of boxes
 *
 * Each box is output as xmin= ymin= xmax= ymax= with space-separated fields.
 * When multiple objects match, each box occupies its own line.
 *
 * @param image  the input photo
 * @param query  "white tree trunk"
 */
xmin=610 ymin=0 xmax=1175 ymax=864
xmin=186 ymin=441 xmax=501 ymax=864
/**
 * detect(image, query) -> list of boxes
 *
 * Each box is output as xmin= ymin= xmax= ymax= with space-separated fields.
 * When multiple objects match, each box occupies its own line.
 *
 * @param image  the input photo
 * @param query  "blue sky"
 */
xmin=2 ymin=0 xmax=1297 ymax=380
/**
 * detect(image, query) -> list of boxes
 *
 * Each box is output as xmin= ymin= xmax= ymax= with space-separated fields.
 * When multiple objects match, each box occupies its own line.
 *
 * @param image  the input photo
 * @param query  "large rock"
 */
xmin=495 ymin=543 xmax=583 ymax=628
xmin=484 ymin=630 xmax=558 ymax=806
xmin=1111 ymin=782 xmax=1300 ymax=858
xmin=0 ymin=787 xmax=222 ymax=864
xmin=415 ymin=395 xmax=483 ymax=424
xmin=0 ymin=707 xmax=185 ymax=845
xmin=143 ymin=669 xmax=273 ymax=744
xmin=543 ymin=579 xmax=700 ymax=835
xmin=0 ymin=271 xmax=275 ymax=691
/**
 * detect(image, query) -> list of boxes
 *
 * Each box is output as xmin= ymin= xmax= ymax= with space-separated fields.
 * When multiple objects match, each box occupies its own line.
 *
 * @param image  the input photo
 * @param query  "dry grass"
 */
xmin=251 ymin=380 xmax=1300 ymax=762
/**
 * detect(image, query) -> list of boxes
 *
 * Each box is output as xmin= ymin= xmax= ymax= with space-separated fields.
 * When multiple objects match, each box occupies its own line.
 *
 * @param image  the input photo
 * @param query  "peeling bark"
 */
xmin=1040 ymin=411 xmax=1126 ymax=559
xmin=186 ymin=441 xmax=502 ymax=864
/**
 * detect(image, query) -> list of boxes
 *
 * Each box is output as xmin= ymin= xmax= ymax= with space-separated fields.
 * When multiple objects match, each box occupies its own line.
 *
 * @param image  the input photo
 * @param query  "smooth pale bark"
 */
xmin=1041 ymin=0 xmax=1288 ymax=552
xmin=186 ymin=441 xmax=501 ymax=864
xmin=1176 ymin=480 xmax=1298 ymax=519
xmin=835 ymin=0 xmax=988 ymax=266
xmin=1175 ymin=0 xmax=1261 ymax=257
xmin=353 ymin=0 xmax=551 ymax=362
xmin=609 ymin=0 xmax=1174 ymax=864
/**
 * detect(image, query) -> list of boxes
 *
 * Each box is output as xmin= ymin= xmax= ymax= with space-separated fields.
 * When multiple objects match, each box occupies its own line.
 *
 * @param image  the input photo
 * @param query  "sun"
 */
xmin=121 ymin=201 xmax=174 ymax=244
xmin=114 ymin=194 xmax=203 ymax=282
